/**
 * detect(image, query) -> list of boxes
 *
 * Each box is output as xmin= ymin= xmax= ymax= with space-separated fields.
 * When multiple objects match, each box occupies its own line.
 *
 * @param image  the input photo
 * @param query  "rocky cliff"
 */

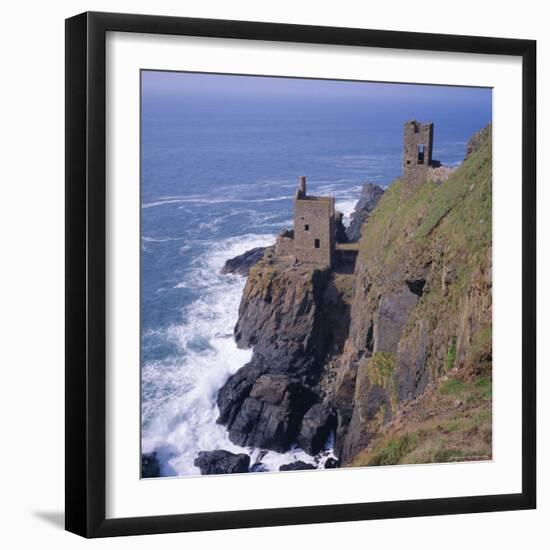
xmin=216 ymin=125 xmax=492 ymax=468
xmin=346 ymin=182 xmax=385 ymax=242
xmin=217 ymin=260 xmax=351 ymax=453
xmin=330 ymin=127 xmax=492 ymax=463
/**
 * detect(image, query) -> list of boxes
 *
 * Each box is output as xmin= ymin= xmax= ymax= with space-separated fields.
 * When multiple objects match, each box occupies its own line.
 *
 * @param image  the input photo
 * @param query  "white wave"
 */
xmin=142 ymin=196 xmax=293 ymax=209
xmin=142 ymin=235 xmax=187 ymax=243
xmin=254 ymin=433 xmax=338 ymax=472
xmin=142 ymin=233 xmax=276 ymax=476
xmin=336 ymin=199 xmax=358 ymax=226
xmin=142 ymin=231 xmax=340 ymax=476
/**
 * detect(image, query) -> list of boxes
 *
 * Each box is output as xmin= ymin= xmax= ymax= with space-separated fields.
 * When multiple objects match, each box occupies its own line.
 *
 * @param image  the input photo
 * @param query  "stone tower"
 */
xmin=293 ymin=176 xmax=335 ymax=268
xmin=402 ymin=120 xmax=435 ymax=198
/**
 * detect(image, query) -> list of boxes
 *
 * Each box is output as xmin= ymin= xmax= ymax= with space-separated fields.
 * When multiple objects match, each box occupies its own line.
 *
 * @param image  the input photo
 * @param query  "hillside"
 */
xmin=330 ymin=124 xmax=492 ymax=463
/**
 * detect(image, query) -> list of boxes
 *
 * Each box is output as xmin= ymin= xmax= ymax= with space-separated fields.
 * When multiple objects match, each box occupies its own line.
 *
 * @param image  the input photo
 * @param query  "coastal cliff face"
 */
xmin=331 ymin=129 xmax=492 ymax=463
xmin=346 ymin=182 xmax=385 ymax=242
xmin=217 ymin=126 xmax=492 ymax=466
xmin=217 ymin=263 xmax=350 ymax=452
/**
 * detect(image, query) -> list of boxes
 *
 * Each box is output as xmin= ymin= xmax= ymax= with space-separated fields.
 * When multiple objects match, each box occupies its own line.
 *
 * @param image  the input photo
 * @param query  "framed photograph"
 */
xmin=65 ymin=11 xmax=536 ymax=538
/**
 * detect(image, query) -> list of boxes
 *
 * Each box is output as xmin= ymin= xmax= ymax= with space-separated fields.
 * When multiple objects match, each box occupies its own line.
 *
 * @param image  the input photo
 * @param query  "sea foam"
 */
xmin=142 ymin=233 xmax=332 ymax=476
xmin=142 ymin=232 xmax=341 ymax=476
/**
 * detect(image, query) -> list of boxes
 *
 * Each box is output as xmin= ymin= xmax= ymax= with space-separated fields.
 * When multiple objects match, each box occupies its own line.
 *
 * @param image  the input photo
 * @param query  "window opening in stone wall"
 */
xmin=304 ymin=224 xmax=309 ymax=231
xmin=314 ymin=239 xmax=320 ymax=249
xmin=417 ymin=144 xmax=425 ymax=164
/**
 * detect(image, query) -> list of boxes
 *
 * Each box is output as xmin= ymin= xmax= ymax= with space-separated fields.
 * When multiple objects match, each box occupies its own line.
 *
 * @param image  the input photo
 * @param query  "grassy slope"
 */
xmin=360 ymin=132 xmax=492 ymax=283
xmin=349 ymin=374 xmax=492 ymax=466
xmin=347 ymin=128 xmax=492 ymax=466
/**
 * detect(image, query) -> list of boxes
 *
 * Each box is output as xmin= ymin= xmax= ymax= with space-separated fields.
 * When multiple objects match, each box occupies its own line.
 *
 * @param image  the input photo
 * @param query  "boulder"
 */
xmin=141 ymin=452 xmax=161 ymax=478
xmin=324 ymin=458 xmax=340 ymax=469
xmin=296 ymin=403 xmax=337 ymax=455
xmin=217 ymin=362 xmax=267 ymax=427
xmin=346 ymin=182 xmax=385 ymax=242
xmin=279 ymin=461 xmax=316 ymax=471
xmin=224 ymin=373 xmax=317 ymax=452
xmin=194 ymin=450 xmax=250 ymax=475
xmin=220 ymin=247 xmax=268 ymax=276
xmin=250 ymin=462 xmax=269 ymax=473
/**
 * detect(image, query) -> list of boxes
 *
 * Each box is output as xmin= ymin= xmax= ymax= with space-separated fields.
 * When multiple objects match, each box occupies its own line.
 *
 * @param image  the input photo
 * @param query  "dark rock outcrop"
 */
xmin=220 ymin=373 xmax=316 ymax=452
xmin=346 ymin=182 xmax=385 ymax=242
xmin=141 ymin=452 xmax=161 ymax=478
xmin=194 ymin=450 xmax=250 ymax=475
xmin=296 ymin=403 xmax=337 ymax=455
xmin=279 ymin=461 xmax=316 ymax=471
xmin=233 ymin=263 xmax=331 ymax=379
xmin=217 ymin=260 xmax=345 ymax=453
xmin=334 ymin=211 xmax=349 ymax=244
xmin=373 ymin=286 xmax=419 ymax=353
xmin=324 ymin=458 xmax=339 ymax=469
xmin=217 ymin=362 xmax=267 ymax=427
xmin=220 ymin=247 xmax=267 ymax=276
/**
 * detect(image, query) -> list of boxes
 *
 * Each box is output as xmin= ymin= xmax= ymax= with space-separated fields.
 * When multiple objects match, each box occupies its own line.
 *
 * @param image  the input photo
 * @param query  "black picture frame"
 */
xmin=65 ymin=11 xmax=536 ymax=538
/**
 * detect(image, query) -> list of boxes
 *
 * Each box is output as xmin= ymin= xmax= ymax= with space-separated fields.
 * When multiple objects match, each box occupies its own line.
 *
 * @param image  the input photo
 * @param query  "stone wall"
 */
xmin=402 ymin=120 xmax=434 ymax=199
xmin=275 ymin=234 xmax=294 ymax=257
xmin=293 ymin=196 xmax=335 ymax=267
xmin=427 ymin=165 xmax=455 ymax=185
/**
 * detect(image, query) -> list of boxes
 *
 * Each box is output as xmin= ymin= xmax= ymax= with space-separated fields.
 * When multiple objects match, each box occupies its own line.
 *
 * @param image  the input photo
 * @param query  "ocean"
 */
xmin=140 ymin=72 xmax=492 ymax=476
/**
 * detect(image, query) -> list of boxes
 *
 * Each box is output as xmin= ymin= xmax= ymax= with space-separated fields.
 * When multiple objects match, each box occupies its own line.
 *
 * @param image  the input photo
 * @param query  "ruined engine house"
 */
xmin=402 ymin=120 xmax=442 ymax=198
xmin=275 ymin=176 xmax=336 ymax=268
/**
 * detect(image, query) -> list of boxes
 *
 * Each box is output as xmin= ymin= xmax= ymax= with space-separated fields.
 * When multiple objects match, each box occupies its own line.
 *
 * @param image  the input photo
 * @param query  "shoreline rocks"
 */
xmin=141 ymin=452 xmax=161 ymax=478
xmin=217 ymin=261 xmax=336 ymax=452
xmin=219 ymin=371 xmax=317 ymax=452
xmin=194 ymin=450 xmax=251 ymax=475
xmin=296 ymin=404 xmax=337 ymax=456
xmin=279 ymin=461 xmax=316 ymax=471
xmin=220 ymin=247 xmax=268 ymax=276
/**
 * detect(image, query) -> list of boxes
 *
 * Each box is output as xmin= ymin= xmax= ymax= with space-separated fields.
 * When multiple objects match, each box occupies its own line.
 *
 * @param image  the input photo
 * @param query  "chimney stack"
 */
xmin=299 ymin=176 xmax=307 ymax=195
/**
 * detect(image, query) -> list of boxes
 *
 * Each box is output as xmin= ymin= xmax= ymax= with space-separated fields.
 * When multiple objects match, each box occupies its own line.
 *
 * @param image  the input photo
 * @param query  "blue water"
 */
xmin=140 ymin=72 xmax=492 ymax=476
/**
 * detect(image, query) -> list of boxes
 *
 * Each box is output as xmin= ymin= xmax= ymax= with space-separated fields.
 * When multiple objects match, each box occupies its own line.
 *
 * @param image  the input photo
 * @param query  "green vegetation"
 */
xmin=439 ymin=377 xmax=468 ymax=396
xmin=369 ymin=352 xmax=396 ymax=388
xmin=343 ymin=126 xmax=493 ymax=469
xmin=446 ymin=338 xmax=457 ymax=371
xmin=439 ymin=376 xmax=492 ymax=402
xmin=367 ymin=433 xmax=419 ymax=466
xmin=348 ymin=375 xmax=492 ymax=467
xmin=359 ymin=131 xmax=492 ymax=283
xmin=354 ymin=125 xmax=493 ymax=383
xmin=475 ymin=377 xmax=492 ymax=400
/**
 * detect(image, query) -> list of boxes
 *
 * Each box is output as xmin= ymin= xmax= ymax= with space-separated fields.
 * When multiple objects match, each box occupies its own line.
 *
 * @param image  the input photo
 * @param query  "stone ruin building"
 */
xmin=402 ymin=120 xmax=451 ymax=198
xmin=273 ymin=121 xmax=453 ymax=268
xmin=275 ymin=176 xmax=336 ymax=268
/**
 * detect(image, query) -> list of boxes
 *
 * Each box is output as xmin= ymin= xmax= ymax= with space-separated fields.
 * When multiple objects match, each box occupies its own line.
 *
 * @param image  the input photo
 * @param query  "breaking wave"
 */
xmin=141 ymin=233 xmax=335 ymax=476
